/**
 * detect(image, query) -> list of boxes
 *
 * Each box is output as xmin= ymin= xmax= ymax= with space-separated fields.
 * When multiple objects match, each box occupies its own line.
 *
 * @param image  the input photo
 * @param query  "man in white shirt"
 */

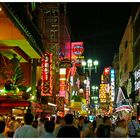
xmin=13 ymin=113 xmax=39 ymax=138
xmin=37 ymin=118 xmax=46 ymax=137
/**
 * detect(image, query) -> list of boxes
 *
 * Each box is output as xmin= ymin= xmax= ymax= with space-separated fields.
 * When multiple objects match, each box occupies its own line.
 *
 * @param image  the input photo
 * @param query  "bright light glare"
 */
xmin=87 ymin=59 xmax=93 ymax=67
xmin=26 ymin=87 xmax=32 ymax=92
xmin=92 ymin=86 xmax=95 ymax=90
xmin=60 ymin=68 xmax=66 ymax=74
xmin=48 ymin=102 xmax=56 ymax=107
xmin=0 ymin=7 xmax=2 ymax=11
xmin=93 ymin=60 xmax=99 ymax=66
xmin=95 ymin=86 xmax=98 ymax=90
xmin=82 ymin=61 xmax=86 ymax=66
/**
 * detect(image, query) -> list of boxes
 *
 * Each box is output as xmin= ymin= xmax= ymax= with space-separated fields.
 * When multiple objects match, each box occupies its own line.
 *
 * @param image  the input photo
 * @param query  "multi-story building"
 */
xmin=38 ymin=3 xmax=72 ymax=116
xmin=0 ymin=2 xmax=73 ymax=118
xmin=131 ymin=4 xmax=140 ymax=119
xmin=0 ymin=3 xmax=45 ymax=116
xmin=113 ymin=16 xmax=134 ymax=119
xmin=119 ymin=17 xmax=133 ymax=88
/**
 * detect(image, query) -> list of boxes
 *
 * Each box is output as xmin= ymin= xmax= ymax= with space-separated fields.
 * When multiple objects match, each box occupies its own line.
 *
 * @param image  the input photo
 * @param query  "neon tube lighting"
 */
xmin=48 ymin=102 xmax=56 ymax=107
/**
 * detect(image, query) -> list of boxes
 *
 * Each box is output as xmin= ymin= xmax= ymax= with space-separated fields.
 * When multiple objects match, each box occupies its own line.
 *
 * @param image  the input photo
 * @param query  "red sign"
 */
xmin=73 ymin=45 xmax=84 ymax=56
xmin=104 ymin=67 xmax=110 ymax=75
xmin=71 ymin=42 xmax=84 ymax=60
xmin=41 ymin=53 xmax=53 ymax=96
xmin=0 ymin=102 xmax=30 ymax=107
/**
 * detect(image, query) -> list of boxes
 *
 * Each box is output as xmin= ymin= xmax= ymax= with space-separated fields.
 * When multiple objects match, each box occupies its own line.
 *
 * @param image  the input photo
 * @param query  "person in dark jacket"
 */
xmin=57 ymin=113 xmax=80 ymax=138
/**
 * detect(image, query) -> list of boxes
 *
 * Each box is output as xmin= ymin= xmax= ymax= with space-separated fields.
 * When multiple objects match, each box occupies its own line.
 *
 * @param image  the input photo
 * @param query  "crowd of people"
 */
xmin=0 ymin=113 xmax=140 ymax=138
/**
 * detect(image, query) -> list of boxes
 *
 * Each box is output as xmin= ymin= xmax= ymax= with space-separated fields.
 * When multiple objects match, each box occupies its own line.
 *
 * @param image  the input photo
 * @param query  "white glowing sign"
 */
xmin=59 ymin=68 xmax=66 ymax=97
xmin=86 ymin=77 xmax=90 ymax=104
xmin=134 ymin=69 xmax=140 ymax=91
xmin=110 ymin=69 xmax=115 ymax=101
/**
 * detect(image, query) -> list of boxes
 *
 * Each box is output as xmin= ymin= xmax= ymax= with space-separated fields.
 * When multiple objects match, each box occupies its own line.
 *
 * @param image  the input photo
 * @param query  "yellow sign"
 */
xmin=80 ymin=99 xmax=87 ymax=115
xmin=70 ymin=100 xmax=81 ymax=111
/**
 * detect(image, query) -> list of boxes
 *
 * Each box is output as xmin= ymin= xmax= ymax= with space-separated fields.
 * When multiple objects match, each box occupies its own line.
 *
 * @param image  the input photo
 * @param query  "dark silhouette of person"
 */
xmin=57 ymin=113 xmax=80 ymax=138
xmin=32 ymin=120 xmax=38 ymax=128
xmin=78 ymin=116 xmax=84 ymax=131
xmin=0 ymin=120 xmax=6 ymax=138
xmin=96 ymin=116 xmax=112 ymax=138
xmin=40 ymin=120 xmax=55 ymax=138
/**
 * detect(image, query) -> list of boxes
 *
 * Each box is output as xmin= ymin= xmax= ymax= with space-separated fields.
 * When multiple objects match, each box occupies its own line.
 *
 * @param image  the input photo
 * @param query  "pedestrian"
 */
xmin=40 ymin=120 xmax=55 ymax=138
xmin=57 ymin=113 xmax=80 ymax=138
xmin=54 ymin=116 xmax=65 ymax=137
xmin=78 ymin=116 xmax=84 ymax=131
xmin=13 ymin=113 xmax=39 ymax=138
xmin=113 ymin=119 xmax=128 ymax=137
xmin=32 ymin=120 xmax=38 ymax=128
xmin=128 ymin=116 xmax=140 ymax=137
xmin=37 ymin=118 xmax=46 ymax=137
xmin=96 ymin=115 xmax=103 ymax=128
xmin=0 ymin=120 xmax=6 ymax=138
xmin=95 ymin=116 xmax=112 ymax=138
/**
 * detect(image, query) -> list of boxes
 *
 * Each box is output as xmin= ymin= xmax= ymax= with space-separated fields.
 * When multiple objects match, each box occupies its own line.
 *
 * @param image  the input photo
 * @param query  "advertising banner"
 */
xmin=41 ymin=53 xmax=53 ymax=96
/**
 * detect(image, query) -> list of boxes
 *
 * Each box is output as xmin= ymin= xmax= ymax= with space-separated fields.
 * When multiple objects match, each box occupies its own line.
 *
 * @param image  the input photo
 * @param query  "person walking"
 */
xmin=113 ymin=119 xmax=128 ymax=137
xmin=37 ymin=118 xmax=46 ymax=137
xmin=128 ymin=116 xmax=140 ymax=137
xmin=13 ymin=113 xmax=39 ymax=138
xmin=95 ymin=116 xmax=112 ymax=138
xmin=54 ymin=116 xmax=65 ymax=137
xmin=0 ymin=120 xmax=6 ymax=138
xmin=57 ymin=113 xmax=80 ymax=138
xmin=40 ymin=120 xmax=55 ymax=138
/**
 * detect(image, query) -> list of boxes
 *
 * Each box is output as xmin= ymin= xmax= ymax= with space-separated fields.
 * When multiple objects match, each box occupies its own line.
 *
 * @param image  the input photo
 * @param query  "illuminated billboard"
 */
xmin=59 ymin=68 xmax=66 ymax=97
xmin=71 ymin=42 xmax=84 ymax=60
xmin=41 ymin=53 xmax=53 ymax=96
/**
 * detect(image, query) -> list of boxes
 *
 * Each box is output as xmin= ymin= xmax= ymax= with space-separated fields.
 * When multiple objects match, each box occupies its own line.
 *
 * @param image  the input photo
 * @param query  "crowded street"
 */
xmin=0 ymin=2 xmax=140 ymax=138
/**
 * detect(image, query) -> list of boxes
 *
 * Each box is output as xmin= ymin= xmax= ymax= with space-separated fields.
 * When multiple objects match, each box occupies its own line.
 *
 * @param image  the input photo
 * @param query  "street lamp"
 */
xmin=91 ymin=85 xmax=99 ymax=114
xmin=91 ymin=86 xmax=98 ymax=91
xmin=81 ymin=59 xmax=99 ymax=76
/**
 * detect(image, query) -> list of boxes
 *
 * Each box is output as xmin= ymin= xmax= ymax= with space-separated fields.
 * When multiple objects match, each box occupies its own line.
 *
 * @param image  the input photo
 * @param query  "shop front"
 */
xmin=0 ymin=95 xmax=30 ymax=119
xmin=134 ymin=67 xmax=140 ymax=121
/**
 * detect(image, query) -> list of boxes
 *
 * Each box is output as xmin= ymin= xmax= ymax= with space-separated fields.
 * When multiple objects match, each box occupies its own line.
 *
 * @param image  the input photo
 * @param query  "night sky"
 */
xmin=66 ymin=2 xmax=132 ymax=85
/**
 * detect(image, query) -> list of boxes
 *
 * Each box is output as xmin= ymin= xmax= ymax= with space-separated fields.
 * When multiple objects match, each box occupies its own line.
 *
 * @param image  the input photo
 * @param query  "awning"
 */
xmin=115 ymin=105 xmax=132 ymax=112
xmin=0 ymin=96 xmax=30 ymax=107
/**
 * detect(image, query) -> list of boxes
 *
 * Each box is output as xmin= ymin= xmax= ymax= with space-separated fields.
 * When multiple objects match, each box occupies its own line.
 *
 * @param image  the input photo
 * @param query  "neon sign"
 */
xmin=110 ymin=69 xmax=115 ymax=101
xmin=41 ymin=53 xmax=53 ymax=96
xmin=73 ymin=45 xmax=84 ymax=56
xmin=59 ymin=68 xmax=66 ymax=97
xmin=104 ymin=67 xmax=110 ymax=75
xmin=71 ymin=42 xmax=84 ymax=60
xmin=134 ymin=69 xmax=140 ymax=91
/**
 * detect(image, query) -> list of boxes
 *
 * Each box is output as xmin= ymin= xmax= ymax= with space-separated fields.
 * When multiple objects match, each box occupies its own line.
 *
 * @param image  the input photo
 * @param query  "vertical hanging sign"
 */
xmin=59 ymin=68 xmax=66 ymax=97
xmin=41 ymin=53 xmax=53 ymax=96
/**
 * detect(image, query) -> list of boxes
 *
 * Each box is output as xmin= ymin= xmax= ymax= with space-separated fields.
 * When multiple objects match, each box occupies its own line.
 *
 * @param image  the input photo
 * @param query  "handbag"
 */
xmin=131 ymin=121 xmax=140 ymax=137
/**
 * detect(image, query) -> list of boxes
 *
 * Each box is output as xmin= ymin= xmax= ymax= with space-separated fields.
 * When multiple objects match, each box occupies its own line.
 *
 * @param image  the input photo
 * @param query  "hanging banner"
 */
xmin=70 ymin=100 xmax=81 ymax=111
xmin=57 ymin=97 xmax=64 ymax=112
xmin=80 ymin=98 xmax=87 ymax=115
xmin=59 ymin=68 xmax=66 ymax=97
xmin=41 ymin=53 xmax=53 ymax=96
